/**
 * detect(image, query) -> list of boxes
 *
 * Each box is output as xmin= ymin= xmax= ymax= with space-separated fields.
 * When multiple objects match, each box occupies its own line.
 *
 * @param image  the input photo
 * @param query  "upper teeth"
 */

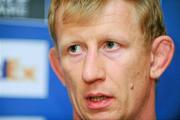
xmin=89 ymin=96 xmax=107 ymax=102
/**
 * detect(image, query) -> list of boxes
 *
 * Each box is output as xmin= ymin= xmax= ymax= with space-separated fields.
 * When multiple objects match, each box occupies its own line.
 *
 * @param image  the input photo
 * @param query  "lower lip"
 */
xmin=86 ymin=97 xmax=113 ymax=110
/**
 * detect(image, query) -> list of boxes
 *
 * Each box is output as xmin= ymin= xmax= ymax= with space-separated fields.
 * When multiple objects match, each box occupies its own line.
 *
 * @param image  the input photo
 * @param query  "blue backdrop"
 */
xmin=0 ymin=0 xmax=179 ymax=120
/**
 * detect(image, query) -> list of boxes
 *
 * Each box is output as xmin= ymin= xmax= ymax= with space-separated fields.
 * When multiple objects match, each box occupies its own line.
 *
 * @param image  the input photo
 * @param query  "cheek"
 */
xmin=105 ymin=59 xmax=134 ymax=103
xmin=105 ymin=57 xmax=137 ymax=89
xmin=62 ymin=60 xmax=83 ymax=93
xmin=127 ymin=57 xmax=151 ymax=114
xmin=62 ymin=64 xmax=83 ymax=109
xmin=104 ymin=53 xmax=151 ymax=106
xmin=130 ymin=55 xmax=151 ymax=92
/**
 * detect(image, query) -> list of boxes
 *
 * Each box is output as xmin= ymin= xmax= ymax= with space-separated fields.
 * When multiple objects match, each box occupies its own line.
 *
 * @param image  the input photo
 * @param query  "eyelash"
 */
xmin=66 ymin=40 xmax=120 ymax=55
xmin=67 ymin=44 xmax=83 ymax=56
xmin=103 ymin=41 xmax=120 ymax=51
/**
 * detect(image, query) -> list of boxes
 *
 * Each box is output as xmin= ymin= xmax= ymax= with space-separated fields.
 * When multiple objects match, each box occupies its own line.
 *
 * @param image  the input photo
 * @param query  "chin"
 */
xmin=82 ymin=112 xmax=123 ymax=120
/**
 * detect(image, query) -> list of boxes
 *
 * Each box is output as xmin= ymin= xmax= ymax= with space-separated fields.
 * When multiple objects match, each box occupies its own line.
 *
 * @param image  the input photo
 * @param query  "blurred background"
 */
xmin=0 ymin=0 xmax=179 ymax=120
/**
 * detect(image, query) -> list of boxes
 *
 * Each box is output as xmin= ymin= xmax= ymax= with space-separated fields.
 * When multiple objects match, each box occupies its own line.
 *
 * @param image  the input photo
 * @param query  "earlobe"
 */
xmin=150 ymin=35 xmax=175 ymax=80
xmin=49 ymin=48 xmax=66 ymax=86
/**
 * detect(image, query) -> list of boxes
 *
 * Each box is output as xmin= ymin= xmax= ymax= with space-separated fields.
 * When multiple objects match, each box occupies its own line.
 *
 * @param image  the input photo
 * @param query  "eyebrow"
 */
xmin=59 ymin=27 xmax=130 ymax=51
xmin=102 ymin=31 xmax=130 ymax=43
xmin=59 ymin=34 xmax=84 ymax=51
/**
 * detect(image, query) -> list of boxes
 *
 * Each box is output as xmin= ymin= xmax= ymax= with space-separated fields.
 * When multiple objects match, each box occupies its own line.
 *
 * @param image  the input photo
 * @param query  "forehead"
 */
xmin=55 ymin=0 xmax=141 ymax=43
xmin=56 ymin=0 xmax=138 ymax=27
xmin=99 ymin=0 xmax=137 ymax=22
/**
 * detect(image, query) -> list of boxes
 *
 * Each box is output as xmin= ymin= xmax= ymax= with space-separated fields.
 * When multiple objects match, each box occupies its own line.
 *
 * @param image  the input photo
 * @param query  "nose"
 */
xmin=82 ymin=51 xmax=105 ymax=84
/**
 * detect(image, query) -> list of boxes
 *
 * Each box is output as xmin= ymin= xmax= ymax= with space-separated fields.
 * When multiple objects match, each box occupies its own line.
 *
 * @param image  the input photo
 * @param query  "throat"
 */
xmin=134 ymin=81 xmax=156 ymax=120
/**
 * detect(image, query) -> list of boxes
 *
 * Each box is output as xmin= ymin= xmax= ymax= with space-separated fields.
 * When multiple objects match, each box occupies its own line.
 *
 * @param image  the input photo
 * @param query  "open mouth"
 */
xmin=85 ymin=93 xmax=114 ymax=110
xmin=87 ymin=96 xmax=111 ymax=102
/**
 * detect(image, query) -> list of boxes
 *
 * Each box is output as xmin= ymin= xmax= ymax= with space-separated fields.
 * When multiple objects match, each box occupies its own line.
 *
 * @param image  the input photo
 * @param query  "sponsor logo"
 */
xmin=0 ymin=58 xmax=35 ymax=80
xmin=0 ymin=39 xmax=48 ymax=98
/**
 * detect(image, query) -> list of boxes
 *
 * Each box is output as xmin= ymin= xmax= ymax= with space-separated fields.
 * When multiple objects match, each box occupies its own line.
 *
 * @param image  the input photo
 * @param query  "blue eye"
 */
xmin=104 ymin=41 xmax=119 ymax=51
xmin=68 ymin=44 xmax=82 ymax=55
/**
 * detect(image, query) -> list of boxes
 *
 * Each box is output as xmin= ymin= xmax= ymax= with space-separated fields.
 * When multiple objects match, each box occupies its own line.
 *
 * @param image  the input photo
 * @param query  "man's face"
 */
xmin=55 ymin=0 xmax=153 ymax=119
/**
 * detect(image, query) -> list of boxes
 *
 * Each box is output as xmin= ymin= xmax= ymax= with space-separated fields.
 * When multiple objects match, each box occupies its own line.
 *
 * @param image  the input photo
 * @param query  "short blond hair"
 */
xmin=48 ymin=0 xmax=166 ymax=47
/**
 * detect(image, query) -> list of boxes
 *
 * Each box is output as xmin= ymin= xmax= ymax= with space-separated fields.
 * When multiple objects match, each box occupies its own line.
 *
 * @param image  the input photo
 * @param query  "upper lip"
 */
xmin=85 ymin=92 xmax=114 ymax=99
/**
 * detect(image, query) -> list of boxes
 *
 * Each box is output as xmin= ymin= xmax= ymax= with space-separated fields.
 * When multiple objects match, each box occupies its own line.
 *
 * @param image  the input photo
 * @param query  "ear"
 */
xmin=150 ymin=35 xmax=175 ymax=80
xmin=49 ymin=47 xmax=66 ymax=86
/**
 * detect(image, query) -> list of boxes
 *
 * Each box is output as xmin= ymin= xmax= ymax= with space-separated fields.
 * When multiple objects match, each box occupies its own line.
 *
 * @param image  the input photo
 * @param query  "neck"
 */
xmin=134 ymin=81 xmax=156 ymax=120
xmin=73 ymin=110 xmax=81 ymax=120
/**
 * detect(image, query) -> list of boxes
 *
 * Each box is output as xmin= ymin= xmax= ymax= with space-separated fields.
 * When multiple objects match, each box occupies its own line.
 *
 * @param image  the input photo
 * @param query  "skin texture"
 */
xmin=49 ymin=0 xmax=174 ymax=120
